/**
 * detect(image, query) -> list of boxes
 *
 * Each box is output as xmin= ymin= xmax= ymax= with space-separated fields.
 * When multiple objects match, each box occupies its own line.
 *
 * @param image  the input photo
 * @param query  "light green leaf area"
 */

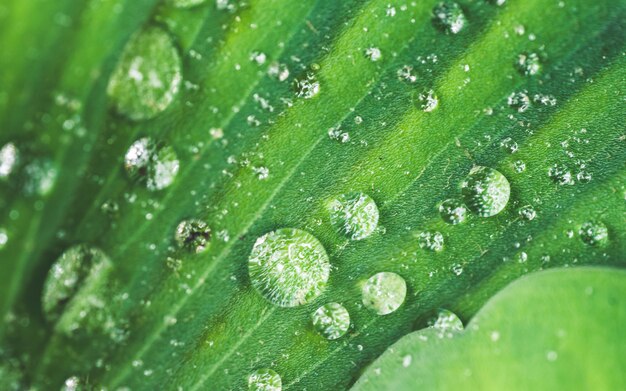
xmin=0 ymin=0 xmax=625 ymax=390
xmin=352 ymin=267 xmax=626 ymax=391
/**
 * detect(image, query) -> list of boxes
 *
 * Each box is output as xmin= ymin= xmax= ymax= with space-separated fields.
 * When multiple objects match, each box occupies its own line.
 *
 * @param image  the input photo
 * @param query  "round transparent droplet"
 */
xmin=293 ymin=73 xmax=320 ymax=99
xmin=507 ymin=91 xmax=531 ymax=112
xmin=548 ymin=163 xmax=575 ymax=186
xmin=364 ymin=47 xmax=382 ymax=62
xmin=432 ymin=1 xmax=466 ymax=34
xmin=513 ymin=160 xmax=526 ymax=173
xmin=515 ymin=52 xmax=541 ymax=76
xmin=61 ymin=376 xmax=82 ymax=391
xmin=461 ymin=166 xmax=510 ymax=217
xmin=428 ymin=308 xmax=463 ymax=338
xmin=124 ymin=137 xmax=179 ymax=191
xmin=312 ymin=302 xmax=350 ymax=340
xmin=328 ymin=192 xmax=379 ymax=240
xmin=439 ymin=199 xmax=467 ymax=225
xmin=23 ymin=159 xmax=58 ymax=196
xmin=500 ymin=137 xmax=518 ymax=154
xmin=248 ymin=229 xmax=330 ymax=307
xmin=248 ymin=368 xmax=281 ymax=391
xmin=362 ymin=272 xmax=406 ymax=315
xmin=414 ymin=89 xmax=439 ymax=112
xmin=518 ymin=205 xmax=536 ymax=221
xmin=579 ymin=220 xmax=608 ymax=247
xmin=107 ymin=27 xmax=182 ymax=120
xmin=0 ymin=142 xmax=19 ymax=179
xmin=175 ymin=219 xmax=211 ymax=253
xmin=417 ymin=231 xmax=444 ymax=252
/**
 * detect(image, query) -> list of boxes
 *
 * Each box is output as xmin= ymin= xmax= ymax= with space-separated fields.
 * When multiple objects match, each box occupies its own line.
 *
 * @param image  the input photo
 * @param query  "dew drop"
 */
xmin=461 ymin=166 xmax=510 ymax=217
xmin=167 ymin=0 xmax=206 ymax=7
xmin=124 ymin=137 xmax=179 ymax=191
xmin=0 ymin=142 xmax=19 ymax=179
xmin=414 ymin=89 xmax=439 ymax=112
xmin=107 ymin=27 xmax=182 ymax=121
xmin=438 ymin=199 xmax=467 ymax=225
xmin=499 ymin=137 xmax=518 ymax=154
xmin=512 ymin=160 xmax=526 ymax=173
xmin=507 ymin=91 xmax=531 ymax=112
xmin=432 ymin=1 xmax=467 ymax=34
xmin=293 ymin=73 xmax=320 ymax=99
xmin=0 ymin=228 xmax=8 ymax=250
xmin=548 ymin=163 xmax=575 ymax=186
xmin=248 ymin=229 xmax=330 ymax=307
xmin=518 ymin=205 xmax=536 ymax=221
xmin=364 ymin=47 xmax=382 ymax=62
xmin=248 ymin=368 xmax=281 ymax=391
xmin=362 ymin=272 xmax=406 ymax=315
xmin=61 ymin=376 xmax=82 ymax=391
xmin=312 ymin=302 xmax=350 ymax=340
xmin=24 ymin=159 xmax=58 ymax=196
xmin=417 ymin=231 xmax=444 ymax=252
xmin=328 ymin=192 xmax=379 ymax=240
xmin=579 ymin=220 xmax=608 ymax=247
xmin=428 ymin=309 xmax=463 ymax=332
xmin=515 ymin=52 xmax=541 ymax=76
xmin=175 ymin=219 xmax=211 ymax=253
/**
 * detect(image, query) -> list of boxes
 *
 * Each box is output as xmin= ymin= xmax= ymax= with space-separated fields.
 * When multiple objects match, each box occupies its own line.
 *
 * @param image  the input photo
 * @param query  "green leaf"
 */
xmin=351 ymin=267 xmax=626 ymax=390
xmin=0 ymin=0 xmax=624 ymax=389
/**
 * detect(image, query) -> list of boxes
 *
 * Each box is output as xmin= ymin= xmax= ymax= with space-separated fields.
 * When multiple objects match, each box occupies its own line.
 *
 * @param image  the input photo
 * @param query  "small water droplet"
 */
xmin=248 ymin=229 xmax=330 ymax=307
xmin=461 ymin=166 xmax=510 ymax=217
xmin=507 ymin=91 xmax=531 ymax=112
xmin=248 ymin=368 xmax=281 ymax=391
xmin=438 ymin=199 xmax=467 ymax=225
xmin=414 ymin=89 xmax=439 ymax=112
xmin=294 ymin=73 xmax=319 ymax=99
xmin=579 ymin=220 xmax=608 ymax=247
xmin=124 ymin=137 xmax=179 ymax=191
xmin=0 ymin=228 xmax=8 ymax=250
xmin=364 ymin=47 xmax=382 ymax=62
xmin=24 ymin=159 xmax=58 ymax=196
xmin=167 ymin=0 xmax=207 ymax=7
xmin=518 ymin=205 xmax=536 ymax=221
xmin=362 ymin=272 xmax=406 ymax=315
xmin=0 ymin=142 xmax=19 ymax=179
xmin=428 ymin=309 xmax=463 ymax=337
xmin=499 ymin=137 xmax=518 ymax=153
xmin=61 ymin=376 xmax=82 ymax=391
xmin=107 ymin=27 xmax=182 ymax=120
xmin=175 ymin=219 xmax=211 ymax=253
xmin=268 ymin=62 xmax=290 ymax=81
xmin=417 ymin=231 xmax=444 ymax=252
xmin=312 ymin=302 xmax=350 ymax=340
xmin=514 ymin=52 xmax=541 ymax=76
xmin=548 ymin=163 xmax=575 ymax=185
xmin=432 ymin=1 xmax=467 ymax=34
xmin=402 ymin=355 xmax=412 ymax=368
xmin=328 ymin=192 xmax=379 ymax=240
xmin=512 ymin=160 xmax=526 ymax=173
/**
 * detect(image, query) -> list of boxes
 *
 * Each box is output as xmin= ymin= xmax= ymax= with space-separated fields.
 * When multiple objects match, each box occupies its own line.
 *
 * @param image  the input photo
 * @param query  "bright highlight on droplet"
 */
xmin=0 ymin=142 xmax=19 ymax=179
xmin=107 ymin=27 xmax=182 ymax=121
xmin=362 ymin=272 xmax=406 ymax=315
xmin=461 ymin=166 xmax=510 ymax=217
xmin=175 ymin=219 xmax=211 ymax=253
xmin=124 ymin=137 xmax=179 ymax=191
xmin=248 ymin=368 xmax=281 ymax=391
xmin=328 ymin=192 xmax=379 ymax=240
xmin=248 ymin=229 xmax=330 ymax=307
xmin=312 ymin=302 xmax=350 ymax=340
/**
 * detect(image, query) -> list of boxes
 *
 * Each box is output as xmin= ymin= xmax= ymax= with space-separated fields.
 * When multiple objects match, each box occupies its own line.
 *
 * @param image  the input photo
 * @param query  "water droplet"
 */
xmin=248 ymin=229 xmax=330 ymax=307
xmin=515 ymin=52 xmax=541 ymax=76
xmin=175 ymin=219 xmax=211 ymax=253
xmin=61 ymin=376 xmax=82 ymax=391
xmin=294 ymin=73 xmax=319 ymax=99
xmin=42 ymin=245 xmax=112 ymax=323
xmin=512 ymin=160 xmax=526 ymax=173
xmin=268 ymin=62 xmax=290 ymax=81
xmin=579 ymin=220 xmax=608 ymax=247
xmin=402 ymin=355 xmax=412 ymax=368
xmin=124 ymin=137 xmax=179 ymax=191
xmin=364 ymin=47 xmax=382 ymax=62
xmin=414 ymin=89 xmax=439 ymax=112
xmin=0 ymin=142 xmax=19 ymax=179
xmin=0 ymin=228 xmax=8 ymax=250
xmin=312 ymin=302 xmax=350 ymax=340
xmin=507 ymin=91 xmax=531 ymax=112
xmin=428 ymin=309 xmax=463 ymax=332
xmin=24 ymin=159 xmax=58 ymax=196
xmin=107 ymin=27 xmax=182 ymax=120
xmin=328 ymin=192 xmax=379 ymax=240
xmin=548 ymin=163 xmax=575 ymax=185
xmin=432 ymin=1 xmax=467 ymax=34
xmin=362 ymin=272 xmax=406 ymax=315
xmin=248 ymin=368 xmax=281 ymax=391
xmin=328 ymin=127 xmax=350 ymax=143
xmin=461 ymin=166 xmax=510 ymax=217
xmin=518 ymin=205 xmax=536 ymax=221
xmin=417 ymin=231 xmax=444 ymax=252
xmin=438 ymin=199 xmax=467 ymax=225
xmin=499 ymin=137 xmax=518 ymax=153
xmin=167 ymin=0 xmax=206 ymax=7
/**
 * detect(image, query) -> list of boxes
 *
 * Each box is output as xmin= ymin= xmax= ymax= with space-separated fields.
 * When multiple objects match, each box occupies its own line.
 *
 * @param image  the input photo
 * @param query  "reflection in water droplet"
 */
xmin=248 ymin=229 xmax=330 ymax=307
xmin=515 ymin=52 xmax=541 ymax=76
xmin=518 ymin=205 xmax=536 ymax=221
xmin=0 ymin=142 xmax=19 ymax=179
xmin=328 ymin=192 xmax=379 ymax=240
xmin=414 ymin=89 xmax=439 ymax=112
xmin=432 ymin=1 xmax=466 ymax=34
xmin=362 ymin=272 xmax=406 ymax=315
xmin=579 ymin=220 xmax=608 ymax=246
xmin=439 ymin=199 xmax=466 ymax=225
xmin=417 ymin=231 xmax=444 ymax=252
xmin=124 ymin=137 xmax=179 ymax=191
xmin=312 ymin=302 xmax=350 ymax=340
xmin=175 ymin=219 xmax=211 ymax=253
xmin=461 ymin=166 xmax=510 ymax=217
xmin=107 ymin=27 xmax=182 ymax=121
xmin=248 ymin=368 xmax=281 ymax=391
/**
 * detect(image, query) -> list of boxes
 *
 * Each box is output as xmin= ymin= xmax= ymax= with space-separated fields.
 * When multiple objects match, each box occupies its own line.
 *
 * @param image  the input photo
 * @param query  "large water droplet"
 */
xmin=175 ymin=219 xmax=211 ymax=253
xmin=124 ymin=137 xmax=179 ymax=191
xmin=312 ymin=302 xmax=350 ymax=340
xmin=461 ymin=166 xmax=510 ymax=217
xmin=362 ymin=272 xmax=406 ymax=315
xmin=107 ymin=27 xmax=182 ymax=120
xmin=328 ymin=192 xmax=379 ymax=240
xmin=579 ymin=220 xmax=608 ymax=246
xmin=248 ymin=229 xmax=330 ymax=307
xmin=417 ymin=231 xmax=444 ymax=252
xmin=248 ymin=368 xmax=281 ymax=391
xmin=438 ymin=199 xmax=467 ymax=225
xmin=432 ymin=1 xmax=467 ymax=34
xmin=0 ymin=142 xmax=19 ymax=179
